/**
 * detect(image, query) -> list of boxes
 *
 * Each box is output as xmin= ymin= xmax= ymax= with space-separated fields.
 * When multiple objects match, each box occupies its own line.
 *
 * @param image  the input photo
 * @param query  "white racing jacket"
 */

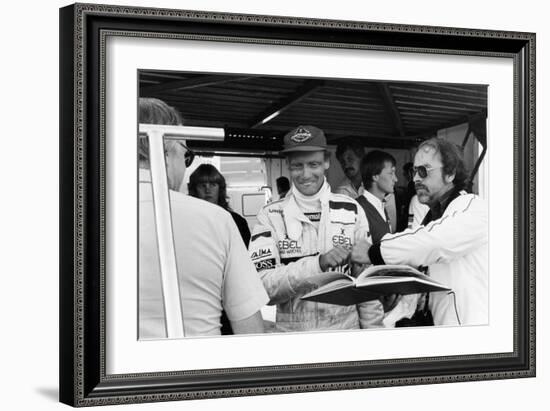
xmin=373 ymin=192 xmax=488 ymax=326
xmin=249 ymin=187 xmax=383 ymax=332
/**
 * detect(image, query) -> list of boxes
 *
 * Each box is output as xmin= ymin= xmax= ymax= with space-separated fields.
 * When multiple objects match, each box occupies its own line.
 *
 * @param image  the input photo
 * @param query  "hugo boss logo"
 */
xmin=254 ymin=258 xmax=276 ymax=272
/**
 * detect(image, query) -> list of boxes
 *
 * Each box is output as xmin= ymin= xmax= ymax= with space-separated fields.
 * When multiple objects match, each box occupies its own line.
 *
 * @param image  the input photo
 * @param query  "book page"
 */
xmin=357 ymin=264 xmax=425 ymax=281
xmin=303 ymin=271 xmax=355 ymax=288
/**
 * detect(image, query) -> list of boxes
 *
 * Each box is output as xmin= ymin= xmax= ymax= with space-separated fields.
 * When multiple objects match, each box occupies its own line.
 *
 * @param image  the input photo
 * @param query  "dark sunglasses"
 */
xmin=184 ymin=148 xmax=195 ymax=168
xmin=412 ymin=165 xmax=442 ymax=179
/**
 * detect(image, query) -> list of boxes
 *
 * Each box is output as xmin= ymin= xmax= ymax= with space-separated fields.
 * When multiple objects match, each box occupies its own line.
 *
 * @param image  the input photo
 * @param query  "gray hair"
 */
xmin=138 ymin=98 xmax=183 ymax=162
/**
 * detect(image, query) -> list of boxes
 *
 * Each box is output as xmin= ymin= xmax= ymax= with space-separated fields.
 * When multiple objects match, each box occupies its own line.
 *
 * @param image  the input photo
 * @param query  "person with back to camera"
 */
xmin=248 ymin=125 xmax=384 ymax=332
xmin=188 ymin=164 xmax=252 ymax=335
xmin=138 ymin=97 xmax=268 ymax=338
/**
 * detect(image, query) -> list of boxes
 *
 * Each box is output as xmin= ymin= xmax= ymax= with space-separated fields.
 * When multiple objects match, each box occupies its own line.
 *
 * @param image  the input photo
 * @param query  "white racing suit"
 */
xmin=249 ymin=188 xmax=384 ymax=332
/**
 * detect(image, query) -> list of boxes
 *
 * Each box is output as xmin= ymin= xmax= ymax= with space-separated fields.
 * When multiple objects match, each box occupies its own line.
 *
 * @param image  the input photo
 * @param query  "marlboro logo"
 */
xmin=290 ymin=127 xmax=312 ymax=143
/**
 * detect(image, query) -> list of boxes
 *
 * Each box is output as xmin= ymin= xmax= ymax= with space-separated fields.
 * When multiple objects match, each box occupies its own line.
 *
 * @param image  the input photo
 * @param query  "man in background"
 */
xmin=138 ymin=97 xmax=268 ymax=338
xmin=402 ymin=162 xmax=416 ymax=204
xmin=334 ymin=139 xmax=406 ymax=233
xmin=276 ymin=176 xmax=290 ymax=199
xmin=356 ymin=150 xmax=398 ymax=243
xmin=334 ymin=138 xmax=365 ymax=198
xmin=356 ymin=150 xmax=414 ymax=325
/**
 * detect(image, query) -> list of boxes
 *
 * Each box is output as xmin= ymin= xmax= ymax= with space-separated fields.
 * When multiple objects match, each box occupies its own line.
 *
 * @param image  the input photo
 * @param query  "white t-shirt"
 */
xmin=139 ymin=170 xmax=268 ymax=338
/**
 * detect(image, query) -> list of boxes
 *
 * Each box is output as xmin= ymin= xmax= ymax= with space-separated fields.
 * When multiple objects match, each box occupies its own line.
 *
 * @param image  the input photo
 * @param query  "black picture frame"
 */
xmin=59 ymin=3 xmax=535 ymax=407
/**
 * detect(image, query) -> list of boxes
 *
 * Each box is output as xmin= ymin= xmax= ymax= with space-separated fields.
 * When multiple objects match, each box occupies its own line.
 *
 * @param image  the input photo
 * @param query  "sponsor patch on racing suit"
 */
xmin=249 ymin=199 xmax=358 ymax=274
xmin=248 ymin=194 xmax=381 ymax=331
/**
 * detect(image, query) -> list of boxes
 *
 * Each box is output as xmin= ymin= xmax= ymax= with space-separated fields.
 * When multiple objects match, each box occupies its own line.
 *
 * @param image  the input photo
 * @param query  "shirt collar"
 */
xmin=342 ymin=177 xmax=364 ymax=197
xmin=430 ymin=186 xmax=460 ymax=220
xmin=362 ymin=190 xmax=387 ymax=221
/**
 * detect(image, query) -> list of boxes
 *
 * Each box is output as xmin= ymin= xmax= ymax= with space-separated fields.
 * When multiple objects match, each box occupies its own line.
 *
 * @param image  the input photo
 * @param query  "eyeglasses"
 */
xmin=184 ymin=147 xmax=195 ymax=168
xmin=412 ymin=165 xmax=442 ymax=179
xmin=170 ymin=141 xmax=195 ymax=167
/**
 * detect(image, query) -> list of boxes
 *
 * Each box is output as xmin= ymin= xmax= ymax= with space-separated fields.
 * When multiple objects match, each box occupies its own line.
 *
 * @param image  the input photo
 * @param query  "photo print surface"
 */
xmin=137 ymin=71 xmax=489 ymax=340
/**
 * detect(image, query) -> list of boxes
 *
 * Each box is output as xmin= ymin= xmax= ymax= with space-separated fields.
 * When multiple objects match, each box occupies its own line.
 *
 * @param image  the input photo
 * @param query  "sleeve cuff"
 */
xmin=225 ymin=290 xmax=269 ymax=321
xmin=369 ymin=244 xmax=385 ymax=265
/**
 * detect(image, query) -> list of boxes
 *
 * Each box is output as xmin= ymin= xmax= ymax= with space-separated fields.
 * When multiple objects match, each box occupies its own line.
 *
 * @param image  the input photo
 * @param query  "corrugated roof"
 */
xmin=139 ymin=71 xmax=487 ymax=150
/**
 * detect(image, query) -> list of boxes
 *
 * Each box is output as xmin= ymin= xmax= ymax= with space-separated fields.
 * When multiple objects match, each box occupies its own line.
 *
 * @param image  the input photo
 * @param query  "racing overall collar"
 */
xmin=284 ymin=178 xmax=331 ymax=243
xmin=291 ymin=177 xmax=329 ymax=213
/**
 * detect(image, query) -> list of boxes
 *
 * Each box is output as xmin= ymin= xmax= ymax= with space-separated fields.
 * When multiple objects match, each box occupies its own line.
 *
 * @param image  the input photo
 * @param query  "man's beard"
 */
xmin=415 ymin=183 xmax=428 ymax=192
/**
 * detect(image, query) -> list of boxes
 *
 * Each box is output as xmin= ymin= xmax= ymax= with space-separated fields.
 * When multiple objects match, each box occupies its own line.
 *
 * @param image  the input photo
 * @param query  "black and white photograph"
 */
xmin=5 ymin=0 xmax=549 ymax=408
xmin=53 ymin=1 xmax=538 ymax=408
xmin=137 ymin=72 xmax=489 ymax=338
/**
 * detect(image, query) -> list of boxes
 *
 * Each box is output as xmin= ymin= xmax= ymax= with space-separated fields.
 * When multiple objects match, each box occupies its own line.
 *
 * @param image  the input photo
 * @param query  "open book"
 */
xmin=301 ymin=265 xmax=451 ymax=306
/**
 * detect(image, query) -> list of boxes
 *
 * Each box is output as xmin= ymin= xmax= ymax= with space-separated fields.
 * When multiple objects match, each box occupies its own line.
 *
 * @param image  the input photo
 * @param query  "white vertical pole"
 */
xmin=147 ymin=130 xmax=185 ymax=338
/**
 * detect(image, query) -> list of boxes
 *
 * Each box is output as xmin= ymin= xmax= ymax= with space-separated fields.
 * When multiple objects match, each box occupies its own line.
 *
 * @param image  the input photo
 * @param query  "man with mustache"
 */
xmin=334 ymin=138 xmax=365 ymax=199
xmin=249 ymin=125 xmax=384 ymax=332
xmin=351 ymin=138 xmax=488 ymax=326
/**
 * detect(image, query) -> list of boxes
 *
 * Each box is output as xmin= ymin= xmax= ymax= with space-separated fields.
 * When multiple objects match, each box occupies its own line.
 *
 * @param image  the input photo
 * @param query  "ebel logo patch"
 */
xmin=290 ymin=127 xmax=312 ymax=143
xmin=278 ymin=239 xmax=300 ymax=250
xmin=332 ymin=227 xmax=352 ymax=248
xmin=255 ymin=258 xmax=276 ymax=272
xmin=251 ymin=248 xmax=272 ymax=261
xmin=332 ymin=234 xmax=352 ymax=248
